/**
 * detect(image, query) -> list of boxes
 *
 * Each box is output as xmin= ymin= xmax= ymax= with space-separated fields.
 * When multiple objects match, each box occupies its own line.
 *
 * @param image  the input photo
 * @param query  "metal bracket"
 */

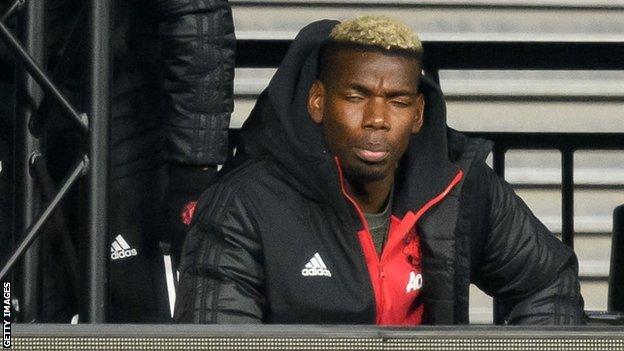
xmin=1 ymin=0 xmax=26 ymax=22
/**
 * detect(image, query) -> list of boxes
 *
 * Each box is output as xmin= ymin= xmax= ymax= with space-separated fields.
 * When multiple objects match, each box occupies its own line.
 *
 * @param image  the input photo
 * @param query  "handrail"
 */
xmin=10 ymin=324 xmax=624 ymax=350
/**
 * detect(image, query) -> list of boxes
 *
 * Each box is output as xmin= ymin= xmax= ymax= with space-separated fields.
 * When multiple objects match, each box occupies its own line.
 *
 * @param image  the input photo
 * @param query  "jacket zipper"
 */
xmin=334 ymin=157 xmax=464 ymax=324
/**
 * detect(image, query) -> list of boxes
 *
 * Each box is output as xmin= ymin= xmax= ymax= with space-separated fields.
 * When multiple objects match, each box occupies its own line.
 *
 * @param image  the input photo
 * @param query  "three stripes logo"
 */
xmin=110 ymin=234 xmax=138 ymax=260
xmin=301 ymin=252 xmax=332 ymax=277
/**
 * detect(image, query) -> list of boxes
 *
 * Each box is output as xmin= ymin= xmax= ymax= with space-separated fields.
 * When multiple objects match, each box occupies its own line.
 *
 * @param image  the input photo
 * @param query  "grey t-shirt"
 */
xmin=364 ymin=190 xmax=393 ymax=256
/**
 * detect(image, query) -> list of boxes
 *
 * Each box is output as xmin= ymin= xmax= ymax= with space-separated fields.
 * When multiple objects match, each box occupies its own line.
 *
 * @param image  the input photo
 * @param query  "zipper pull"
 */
xmin=380 ymin=265 xmax=386 ymax=280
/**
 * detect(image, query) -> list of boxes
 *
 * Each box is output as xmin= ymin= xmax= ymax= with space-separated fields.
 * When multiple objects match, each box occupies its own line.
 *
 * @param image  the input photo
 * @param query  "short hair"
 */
xmin=318 ymin=16 xmax=424 ymax=84
xmin=331 ymin=15 xmax=423 ymax=54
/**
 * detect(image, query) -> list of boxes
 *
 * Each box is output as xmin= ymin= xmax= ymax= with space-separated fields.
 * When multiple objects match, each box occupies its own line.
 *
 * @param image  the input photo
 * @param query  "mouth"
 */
xmin=354 ymin=147 xmax=390 ymax=163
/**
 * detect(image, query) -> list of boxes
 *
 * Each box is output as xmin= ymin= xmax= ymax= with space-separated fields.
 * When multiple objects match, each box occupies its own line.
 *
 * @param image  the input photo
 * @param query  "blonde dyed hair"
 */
xmin=330 ymin=15 xmax=423 ymax=55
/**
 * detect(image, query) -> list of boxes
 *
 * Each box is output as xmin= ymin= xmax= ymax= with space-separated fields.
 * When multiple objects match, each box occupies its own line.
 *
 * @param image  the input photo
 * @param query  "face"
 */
xmin=308 ymin=49 xmax=425 ymax=184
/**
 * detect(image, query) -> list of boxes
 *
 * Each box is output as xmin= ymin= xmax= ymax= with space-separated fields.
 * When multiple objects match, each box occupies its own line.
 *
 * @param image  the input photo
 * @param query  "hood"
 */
xmin=237 ymin=20 xmax=459 ymax=216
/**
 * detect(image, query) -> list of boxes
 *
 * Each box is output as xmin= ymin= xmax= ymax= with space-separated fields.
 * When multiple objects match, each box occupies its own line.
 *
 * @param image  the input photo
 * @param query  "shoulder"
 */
xmin=190 ymin=155 xmax=296 ymax=228
xmin=446 ymin=128 xmax=497 ymax=199
xmin=447 ymin=128 xmax=493 ymax=172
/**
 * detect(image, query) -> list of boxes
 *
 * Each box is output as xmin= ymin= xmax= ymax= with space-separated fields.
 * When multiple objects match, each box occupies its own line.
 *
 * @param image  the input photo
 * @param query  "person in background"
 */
xmin=0 ymin=0 xmax=235 ymax=322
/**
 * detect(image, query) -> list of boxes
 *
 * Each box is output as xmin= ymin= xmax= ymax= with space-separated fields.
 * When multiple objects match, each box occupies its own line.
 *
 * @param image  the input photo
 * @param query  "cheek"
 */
xmin=395 ymin=130 xmax=413 ymax=154
xmin=325 ymin=103 xmax=361 ymax=141
xmin=324 ymin=118 xmax=357 ymax=153
xmin=390 ymin=114 xmax=418 ymax=152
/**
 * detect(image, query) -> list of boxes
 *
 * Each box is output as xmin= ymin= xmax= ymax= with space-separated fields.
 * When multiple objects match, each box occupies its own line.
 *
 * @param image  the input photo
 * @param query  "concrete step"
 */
xmin=505 ymin=150 xmax=624 ymax=171
xmin=231 ymin=1 xmax=624 ymax=40
xmin=507 ymin=169 xmax=624 ymax=186
xmin=513 ymin=188 xmax=623 ymax=233
xmin=446 ymin=100 xmax=624 ymax=133
xmin=499 ymin=150 xmax=624 ymax=187
xmin=233 ymin=69 xmax=624 ymax=133
xmin=562 ymin=234 xmax=612 ymax=278
xmin=235 ymin=69 xmax=624 ymax=97
xmin=233 ymin=95 xmax=624 ymax=133
xmin=441 ymin=70 xmax=624 ymax=98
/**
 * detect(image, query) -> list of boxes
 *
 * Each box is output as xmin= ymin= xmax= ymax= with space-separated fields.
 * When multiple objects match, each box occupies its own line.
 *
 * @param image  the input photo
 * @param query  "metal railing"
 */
xmin=10 ymin=324 xmax=624 ymax=350
xmin=0 ymin=0 xmax=111 ymax=323
xmin=1 ymin=2 xmax=623 ymax=324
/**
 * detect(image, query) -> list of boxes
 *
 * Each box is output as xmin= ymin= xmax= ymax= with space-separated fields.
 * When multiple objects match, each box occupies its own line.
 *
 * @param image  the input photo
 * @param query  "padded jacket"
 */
xmin=175 ymin=20 xmax=584 ymax=325
xmin=45 ymin=0 xmax=235 ymax=173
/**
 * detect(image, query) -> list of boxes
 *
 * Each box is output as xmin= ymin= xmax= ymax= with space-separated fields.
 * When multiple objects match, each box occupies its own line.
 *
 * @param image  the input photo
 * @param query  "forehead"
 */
xmin=328 ymin=49 xmax=421 ymax=90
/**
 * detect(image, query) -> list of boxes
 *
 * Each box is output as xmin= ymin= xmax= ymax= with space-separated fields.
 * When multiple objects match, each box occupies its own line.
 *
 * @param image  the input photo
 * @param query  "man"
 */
xmin=175 ymin=16 xmax=584 ymax=324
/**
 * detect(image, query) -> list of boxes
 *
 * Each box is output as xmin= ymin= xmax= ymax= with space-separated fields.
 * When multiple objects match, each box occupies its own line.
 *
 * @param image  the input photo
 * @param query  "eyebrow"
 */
xmin=346 ymin=82 xmax=418 ymax=98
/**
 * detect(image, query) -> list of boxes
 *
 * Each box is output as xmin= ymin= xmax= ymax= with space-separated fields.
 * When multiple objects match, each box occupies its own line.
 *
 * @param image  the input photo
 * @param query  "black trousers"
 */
xmin=39 ymin=157 xmax=171 ymax=323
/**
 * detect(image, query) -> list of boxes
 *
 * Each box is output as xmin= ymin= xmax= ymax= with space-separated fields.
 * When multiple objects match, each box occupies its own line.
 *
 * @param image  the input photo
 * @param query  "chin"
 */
xmin=343 ymin=162 xmax=390 ymax=183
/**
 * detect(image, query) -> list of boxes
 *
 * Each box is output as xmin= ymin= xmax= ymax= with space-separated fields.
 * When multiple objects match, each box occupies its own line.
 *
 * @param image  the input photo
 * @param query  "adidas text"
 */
xmin=110 ymin=234 xmax=138 ymax=260
xmin=301 ymin=267 xmax=331 ymax=277
xmin=111 ymin=248 xmax=137 ymax=260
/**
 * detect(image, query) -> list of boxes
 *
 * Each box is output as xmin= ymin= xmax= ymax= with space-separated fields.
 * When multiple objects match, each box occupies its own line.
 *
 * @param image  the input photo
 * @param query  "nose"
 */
xmin=362 ymin=98 xmax=390 ymax=130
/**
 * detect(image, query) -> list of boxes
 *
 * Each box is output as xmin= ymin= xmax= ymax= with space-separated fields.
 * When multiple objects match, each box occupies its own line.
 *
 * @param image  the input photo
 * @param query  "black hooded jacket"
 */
xmin=175 ymin=20 xmax=584 ymax=325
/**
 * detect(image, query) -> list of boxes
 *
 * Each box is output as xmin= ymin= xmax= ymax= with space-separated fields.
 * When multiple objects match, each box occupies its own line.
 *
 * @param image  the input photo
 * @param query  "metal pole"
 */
xmin=0 ymin=157 xmax=88 ymax=281
xmin=32 ymin=154 xmax=81 ymax=300
xmin=492 ymin=146 xmax=506 ymax=178
xmin=561 ymin=150 xmax=575 ymax=249
xmin=81 ymin=0 xmax=112 ymax=323
xmin=608 ymin=204 xmax=624 ymax=313
xmin=13 ymin=0 xmax=45 ymax=322
xmin=0 ymin=20 xmax=89 ymax=132
xmin=1 ymin=0 xmax=25 ymax=22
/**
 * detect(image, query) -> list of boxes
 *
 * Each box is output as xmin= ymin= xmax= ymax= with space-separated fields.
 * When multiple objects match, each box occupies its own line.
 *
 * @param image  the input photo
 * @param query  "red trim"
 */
xmin=181 ymin=201 xmax=198 ymax=226
xmin=394 ymin=169 xmax=464 ymax=239
xmin=334 ymin=157 xmax=370 ymax=233
xmin=335 ymin=157 xmax=381 ymax=319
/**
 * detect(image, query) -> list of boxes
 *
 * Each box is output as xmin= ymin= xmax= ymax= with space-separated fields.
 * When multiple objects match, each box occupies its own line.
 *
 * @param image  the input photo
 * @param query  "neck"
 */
xmin=345 ymin=173 xmax=394 ymax=213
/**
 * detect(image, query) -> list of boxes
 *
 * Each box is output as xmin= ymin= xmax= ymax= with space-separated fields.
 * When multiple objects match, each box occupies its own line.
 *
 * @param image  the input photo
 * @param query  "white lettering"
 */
xmin=301 ymin=268 xmax=332 ymax=277
xmin=2 ymin=283 xmax=9 ymax=319
xmin=405 ymin=272 xmax=423 ymax=293
xmin=3 ymin=320 xmax=10 ymax=348
xmin=111 ymin=248 xmax=138 ymax=260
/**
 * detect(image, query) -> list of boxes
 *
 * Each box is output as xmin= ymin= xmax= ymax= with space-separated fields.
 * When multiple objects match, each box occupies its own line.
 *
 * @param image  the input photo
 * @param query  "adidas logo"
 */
xmin=301 ymin=252 xmax=332 ymax=277
xmin=110 ymin=234 xmax=137 ymax=260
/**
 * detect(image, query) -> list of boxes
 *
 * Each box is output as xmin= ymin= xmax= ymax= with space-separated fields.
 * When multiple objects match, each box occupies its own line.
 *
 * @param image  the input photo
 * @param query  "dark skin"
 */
xmin=308 ymin=49 xmax=425 ymax=213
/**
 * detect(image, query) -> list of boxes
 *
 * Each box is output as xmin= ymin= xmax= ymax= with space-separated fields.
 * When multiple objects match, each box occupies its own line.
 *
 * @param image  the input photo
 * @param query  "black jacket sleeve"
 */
xmin=174 ymin=181 xmax=266 ymax=323
xmin=473 ymin=166 xmax=584 ymax=325
xmin=152 ymin=0 xmax=236 ymax=166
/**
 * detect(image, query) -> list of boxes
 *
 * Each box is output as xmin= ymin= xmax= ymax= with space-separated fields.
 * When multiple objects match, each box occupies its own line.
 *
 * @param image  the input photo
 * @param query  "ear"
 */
xmin=411 ymin=93 xmax=425 ymax=133
xmin=307 ymin=80 xmax=325 ymax=124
